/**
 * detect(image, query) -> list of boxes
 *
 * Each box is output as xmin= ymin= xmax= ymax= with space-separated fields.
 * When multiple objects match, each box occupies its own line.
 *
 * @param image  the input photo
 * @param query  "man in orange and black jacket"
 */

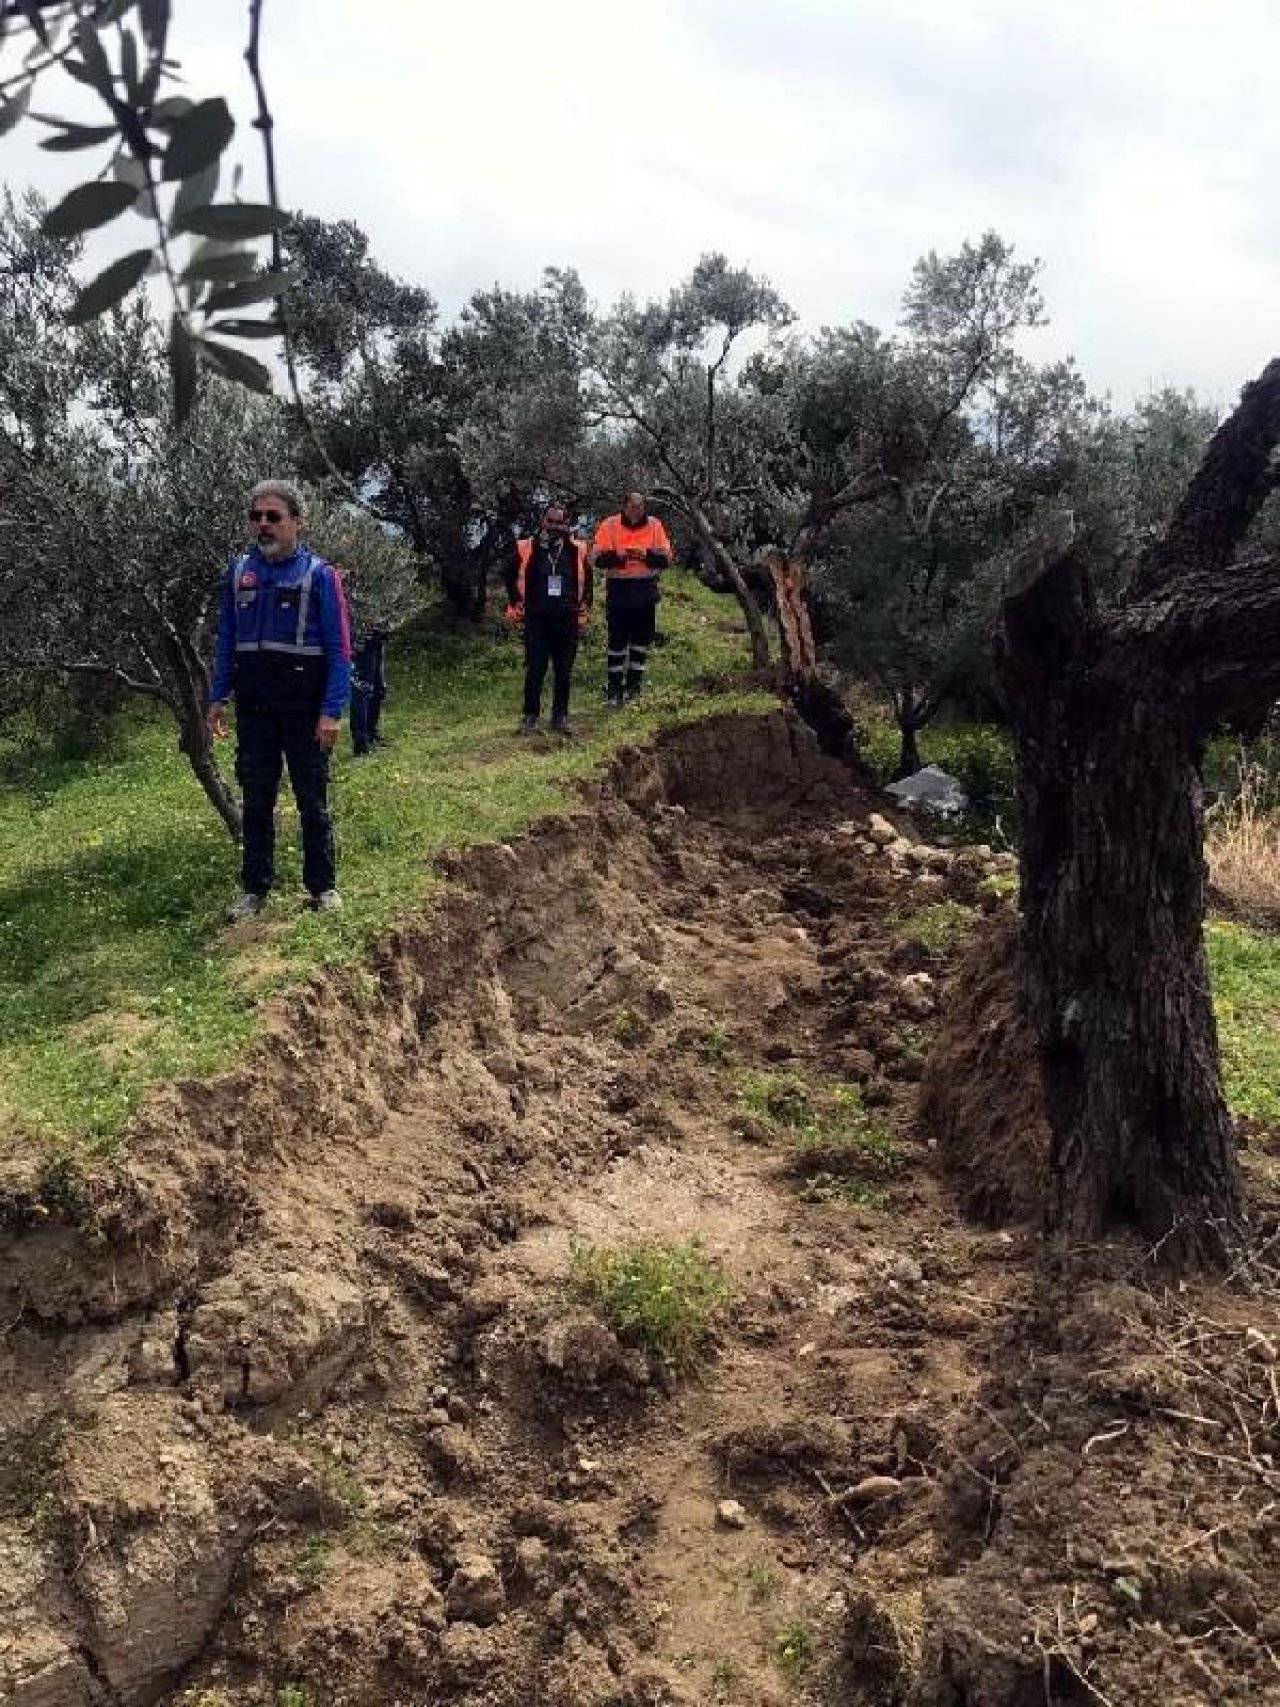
xmin=504 ymin=501 xmax=591 ymax=736
xmin=591 ymin=490 xmax=673 ymax=706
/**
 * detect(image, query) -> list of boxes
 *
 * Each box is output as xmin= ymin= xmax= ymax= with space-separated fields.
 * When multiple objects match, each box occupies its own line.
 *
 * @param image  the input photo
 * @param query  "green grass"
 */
xmin=1206 ymin=919 xmax=1280 ymax=1125
xmin=293 ymin=1534 xmax=334 ymax=1584
xmin=699 ymin=1023 xmax=736 ymax=1066
xmin=773 ymin=1620 xmax=815 ymax=1679
xmin=570 ymin=1236 xmax=732 ymax=1373
xmin=735 ymin=1070 xmax=905 ymax=1196
xmin=736 ymin=1069 xmax=814 ymax=1130
xmin=897 ymin=899 xmax=978 ymax=954
xmin=0 ymin=1413 xmax=66 ymax=1527
xmin=0 ymin=573 xmax=767 ymax=1156
xmin=295 ymin=1441 xmax=368 ymax=1516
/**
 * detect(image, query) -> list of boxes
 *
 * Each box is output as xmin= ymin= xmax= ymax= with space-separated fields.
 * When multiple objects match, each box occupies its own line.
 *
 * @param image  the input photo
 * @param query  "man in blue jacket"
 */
xmin=207 ymin=480 xmax=352 ymax=922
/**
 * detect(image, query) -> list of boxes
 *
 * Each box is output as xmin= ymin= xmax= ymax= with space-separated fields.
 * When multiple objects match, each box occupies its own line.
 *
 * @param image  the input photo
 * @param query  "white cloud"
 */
xmin=3 ymin=0 xmax=1276 ymax=404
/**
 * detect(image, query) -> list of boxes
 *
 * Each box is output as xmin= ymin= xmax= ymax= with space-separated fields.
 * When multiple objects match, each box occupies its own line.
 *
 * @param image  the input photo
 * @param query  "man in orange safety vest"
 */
xmin=504 ymin=501 xmax=591 ymax=736
xmin=591 ymin=490 xmax=672 ymax=706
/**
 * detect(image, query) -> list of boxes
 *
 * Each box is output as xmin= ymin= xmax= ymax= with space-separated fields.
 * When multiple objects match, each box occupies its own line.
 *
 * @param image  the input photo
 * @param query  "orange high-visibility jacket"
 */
xmin=591 ymin=513 xmax=673 ymax=580
xmin=513 ymin=535 xmax=590 ymax=607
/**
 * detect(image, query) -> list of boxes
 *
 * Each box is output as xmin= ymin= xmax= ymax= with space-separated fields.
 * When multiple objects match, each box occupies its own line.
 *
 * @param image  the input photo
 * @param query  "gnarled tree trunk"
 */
xmin=179 ymin=711 xmax=242 ymax=843
xmin=765 ymin=549 xmax=861 ymax=761
xmin=686 ymin=505 xmax=772 ymax=671
xmin=995 ymin=359 xmax=1280 ymax=1267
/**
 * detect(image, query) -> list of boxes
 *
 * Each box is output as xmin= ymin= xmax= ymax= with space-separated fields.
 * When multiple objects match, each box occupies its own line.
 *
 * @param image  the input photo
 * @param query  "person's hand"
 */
xmin=206 ymin=702 xmax=229 ymax=740
xmin=503 ymin=602 xmax=524 ymax=628
xmin=644 ymin=548 xmax=667 ymax=568
xmin=578 ymin=605 xmax=591 ymax=632
xmin=315 ymin=715 xmax=341 ymax=751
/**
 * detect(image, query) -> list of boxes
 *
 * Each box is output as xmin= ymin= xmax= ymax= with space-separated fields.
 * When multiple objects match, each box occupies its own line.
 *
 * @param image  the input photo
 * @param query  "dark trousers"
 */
xmin=235 ymin=707 xmax=336 ymax=897
xmin=523 ymin=610 xmax=579 ymax=721
xmin=351 ymin=684 xmax=375 ymax=753
xmin=606 ymin=584 xmax=658 ymax=699
xmin=351 ymin=637 xmax=386 ymax=753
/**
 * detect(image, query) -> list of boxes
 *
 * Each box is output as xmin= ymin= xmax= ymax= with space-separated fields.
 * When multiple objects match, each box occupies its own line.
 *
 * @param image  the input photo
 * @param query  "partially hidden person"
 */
xmin=591 ymin=490 xmax=672 ymax=706
xmin=207 ymin=479 xmax=352 ymax=921
xmin=351 ymin=626 xmax=388 ymax=756
xmin=504 ymin=500 xmax=591 ymax=737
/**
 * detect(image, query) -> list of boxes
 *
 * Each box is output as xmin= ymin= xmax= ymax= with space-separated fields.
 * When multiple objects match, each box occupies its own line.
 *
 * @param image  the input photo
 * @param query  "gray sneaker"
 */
xmin=310 ymin=890 xmax=343 ymax=913
xmin=550 ymin=717 xmax=576 ymax=739
xmin=517 ymin=715 xmax=539 ymax=735
xmin=225 ymin=892 xmax=267 ymax=924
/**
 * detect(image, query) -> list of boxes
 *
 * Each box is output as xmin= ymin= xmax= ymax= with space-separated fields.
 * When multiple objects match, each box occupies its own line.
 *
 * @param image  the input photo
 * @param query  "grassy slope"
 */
xmin=1 ymin=587 xmax=1275 ymax=1159
xmin=1206 ymin=920 xmax=1280 ymax=1126
xmin=0 ymin=573 xmax=769 ymax=1155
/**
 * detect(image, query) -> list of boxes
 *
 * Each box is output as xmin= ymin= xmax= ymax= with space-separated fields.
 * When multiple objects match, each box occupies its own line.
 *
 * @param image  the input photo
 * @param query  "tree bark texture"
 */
xmin=182 ymin=716 xmax=243 ymax=843
xmin=994 ymin=357 xmax=1280 ymax=1266
xmin=765 ymin=550 xmax=861 ymax=761
xmin=688 ymin=506 xmax=772 ymax=671
xmin=895 ymin=720 xmax=922 ymax=779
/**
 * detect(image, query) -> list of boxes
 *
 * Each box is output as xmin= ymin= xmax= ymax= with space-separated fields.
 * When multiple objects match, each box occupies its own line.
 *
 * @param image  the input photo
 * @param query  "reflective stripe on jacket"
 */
xmin=591 ymin=514 xmax=672 ymax=581
xmin=210 ymin=546 xmax=352 ymax=718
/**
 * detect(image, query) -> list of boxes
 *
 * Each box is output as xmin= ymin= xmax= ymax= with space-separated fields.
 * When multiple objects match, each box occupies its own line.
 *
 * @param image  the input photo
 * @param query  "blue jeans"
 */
xmin=235 ymin=707 xmax=335 ymax=896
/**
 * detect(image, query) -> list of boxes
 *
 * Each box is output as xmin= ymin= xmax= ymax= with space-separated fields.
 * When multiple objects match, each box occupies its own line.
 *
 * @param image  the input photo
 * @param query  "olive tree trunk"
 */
xmin=764 ymin=549 xmax=860 ymax=760
xmin=994 ymin=359 xmax=1280 ymax=1266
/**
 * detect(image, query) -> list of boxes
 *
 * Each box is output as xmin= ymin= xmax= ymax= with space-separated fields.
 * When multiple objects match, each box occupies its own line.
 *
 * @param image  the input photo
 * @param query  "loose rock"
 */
xmin=445 ymin=1554 xmax=506 ymax=1626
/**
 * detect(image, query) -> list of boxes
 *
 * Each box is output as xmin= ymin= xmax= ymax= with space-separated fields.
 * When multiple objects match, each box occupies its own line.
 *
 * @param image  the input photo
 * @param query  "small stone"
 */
xmin=729 ymin=1113 xmax=771 ymax=1145
xmin=837 ymin=1048 xmax=877 ymax=1084
xmin=438 ymin=1621 xmax=497 ymax=1679
xmin=424 ymin=1407 xmax=451 ymax=1429
xmin=900 ymin=972 xmax=935 ymax=993
xmin=847 ymin=1475 xmax=903 ymax=1505
xmin=716 ymin=1499 xmax=748 ymax=1530
xmin=445 ymin=1554 xmax=506 ymax=1625
xmin=867 ymin=814 xmax=897 ymax=847
xmin=512 ymin=1535 xmax=550 ymax=1588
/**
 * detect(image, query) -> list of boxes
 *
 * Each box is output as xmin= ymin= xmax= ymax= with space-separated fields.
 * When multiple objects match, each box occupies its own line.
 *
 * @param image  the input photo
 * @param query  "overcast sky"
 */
xmin=4 ymin=0 xmax=1277 ymax=407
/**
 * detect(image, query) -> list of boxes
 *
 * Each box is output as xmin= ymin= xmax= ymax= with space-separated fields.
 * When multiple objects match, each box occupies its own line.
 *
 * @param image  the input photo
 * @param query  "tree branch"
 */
xmin=1115 ymin=552 xmax=1280 ymax=726
xmin=993 ymin=511 xmax=1092 ymax=709
xmin=242 ymin=0 xmax=372 ymax=509
xmin=42 ymin=658 xmax=177 ymax=708
xmin=1132 ymin=356 xmax=1280 ymax=597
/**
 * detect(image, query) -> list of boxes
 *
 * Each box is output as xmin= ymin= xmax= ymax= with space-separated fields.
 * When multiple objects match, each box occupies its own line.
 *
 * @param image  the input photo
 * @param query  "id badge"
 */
xmin=546 ymin=574 xmax=564 ymax=598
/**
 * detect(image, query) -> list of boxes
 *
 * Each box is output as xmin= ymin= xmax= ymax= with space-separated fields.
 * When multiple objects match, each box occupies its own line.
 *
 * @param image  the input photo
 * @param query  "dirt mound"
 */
xmin=3 ymin=707 xmax=1277 ymax=1707
xmin=918 ymin=1266 xmax=1280 ymax=1707
xmin=919 ymin=909 xmax=1051 ymax=1226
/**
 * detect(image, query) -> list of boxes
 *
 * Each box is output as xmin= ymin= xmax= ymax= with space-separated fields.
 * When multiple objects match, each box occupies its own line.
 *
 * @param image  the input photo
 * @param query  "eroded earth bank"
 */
xmin=1 ymin=712 xmax=1277 ymax=1707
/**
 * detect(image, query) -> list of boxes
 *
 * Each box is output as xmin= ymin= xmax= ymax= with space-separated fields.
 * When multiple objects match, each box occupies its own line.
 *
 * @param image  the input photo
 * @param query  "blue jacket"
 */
xmin=210 ymin=546 xmax=352 ymax=719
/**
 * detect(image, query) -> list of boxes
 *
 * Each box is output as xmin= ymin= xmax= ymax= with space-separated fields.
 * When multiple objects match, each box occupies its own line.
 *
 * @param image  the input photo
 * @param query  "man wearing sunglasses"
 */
xmin=207 ymin=480 xmax=352 ymax=922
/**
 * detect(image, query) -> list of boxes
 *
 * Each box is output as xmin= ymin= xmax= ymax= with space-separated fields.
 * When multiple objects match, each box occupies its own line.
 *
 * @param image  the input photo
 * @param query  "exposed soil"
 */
xmin=0 ymin=710 xmax=1277 ymax=1707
